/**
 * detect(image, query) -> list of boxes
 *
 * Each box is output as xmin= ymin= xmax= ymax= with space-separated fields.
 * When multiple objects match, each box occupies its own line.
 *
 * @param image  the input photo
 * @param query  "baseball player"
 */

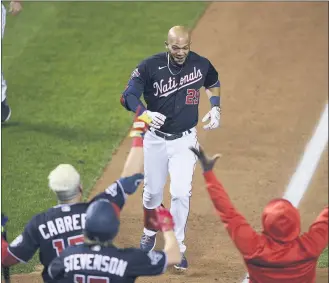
xmin=1 ymin=111 xmax=151 ymax=283
xmin=190 ymin=145 xmax=329 ymax=283
xmin=1 ymin=0 xmax=22 ymax=123
xmin=120 ymin=25 xmax=221 ymax=270
xmin=47 ymin=200 xmax=181 ymax=282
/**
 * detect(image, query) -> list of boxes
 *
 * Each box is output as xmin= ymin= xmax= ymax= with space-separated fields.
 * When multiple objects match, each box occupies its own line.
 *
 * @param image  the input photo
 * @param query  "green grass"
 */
xmin=318 ymin=246 xmax=328 ymax=268
xmin=1 ymin=1 xmax=208 ymax=274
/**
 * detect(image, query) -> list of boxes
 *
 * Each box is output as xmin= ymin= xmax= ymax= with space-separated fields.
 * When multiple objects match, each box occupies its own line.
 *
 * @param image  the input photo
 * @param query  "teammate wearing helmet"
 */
xmin=1 ymin=109 xmax=153 ymax=282
xmin=47 ymin=198 xmax=180 ymax=282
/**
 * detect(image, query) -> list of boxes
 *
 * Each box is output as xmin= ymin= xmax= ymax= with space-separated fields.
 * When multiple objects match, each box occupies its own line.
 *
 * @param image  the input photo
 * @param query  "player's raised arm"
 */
xmin=156 ymin=207 xmax=181 ymax=266
xmin=190 ymin=145 xmax=261 ymax=257
xmin=126 ymin=206 xmax=181 ymax=277
xmin=90 ymin=108 xmax=152 ymax=215
xmin=48 ymin=200 xmax=179 ymax=281
xmin=300 ymin=205 xmax=328 ymax=257
xmin=120 ymin=107 xmax=151 ymax=177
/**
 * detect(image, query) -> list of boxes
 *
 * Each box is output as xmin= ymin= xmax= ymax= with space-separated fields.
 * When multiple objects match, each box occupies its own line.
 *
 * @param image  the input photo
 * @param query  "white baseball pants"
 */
xmin=143 ymin=128 xmax=199 ymax=253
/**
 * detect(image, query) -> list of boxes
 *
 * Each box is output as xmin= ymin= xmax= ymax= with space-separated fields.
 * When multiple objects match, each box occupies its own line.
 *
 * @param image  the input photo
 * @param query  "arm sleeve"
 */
xmin=1 ymin=236 xmax=19 ymax=266
xmin=203 ymin=171 xmax=261 ymax=257
xmin=126 ymin=249 xmax=167 ymax=277
xmin=120 ymin=61 xmax=148 ymax=113
xmin=7 ymin=217 xmax=40 ymax=263
xmin=89 ymin=181 xmax=126 ymax=211
xmin=48 ymin=255 xmax=66 ymax=280
xmin=300 ymin=206 xmax=328 ymax=257
xmin=204 ymin=61 xmax=220 ymax=89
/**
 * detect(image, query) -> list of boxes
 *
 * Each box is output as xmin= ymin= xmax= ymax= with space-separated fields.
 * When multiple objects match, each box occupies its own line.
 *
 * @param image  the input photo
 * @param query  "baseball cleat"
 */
xmin=174 ymin=253 xmax=188 ymax=271
xmin=139 ymin=234 xmax=156 ymax=252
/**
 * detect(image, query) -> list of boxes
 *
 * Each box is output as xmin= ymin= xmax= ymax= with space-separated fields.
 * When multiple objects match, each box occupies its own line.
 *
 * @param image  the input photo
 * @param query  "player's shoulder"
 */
xmin=118 ymin=247 xmax=141 ymax=254
xmin=119 ymin=247 xmax=164 ymax=259
xmin=139 ymin=52 xmax=167 ymax=66
xmin=25 ymin=207 xmax=54 ymax=227
xmin=121 ymin=248 xmax=166 ymax=266
xmin=35 ymin=203 xmax=88 ymax=223
xmin=188 ymin=51 xmax=211 ymax=64
xmin=114 ymin=247 xmax=146 ymax=258
xmin=59 ymin=242 xmax=87 ymax=257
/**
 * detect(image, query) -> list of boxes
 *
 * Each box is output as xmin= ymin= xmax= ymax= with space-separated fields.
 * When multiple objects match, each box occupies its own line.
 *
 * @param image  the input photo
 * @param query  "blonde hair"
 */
xmin=48 ymin=164 xmax=81 ymax=201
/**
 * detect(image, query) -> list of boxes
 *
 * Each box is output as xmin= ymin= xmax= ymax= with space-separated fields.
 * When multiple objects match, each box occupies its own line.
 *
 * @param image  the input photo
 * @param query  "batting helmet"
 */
xmin=85 ymin=199 xmax=120 ymax=242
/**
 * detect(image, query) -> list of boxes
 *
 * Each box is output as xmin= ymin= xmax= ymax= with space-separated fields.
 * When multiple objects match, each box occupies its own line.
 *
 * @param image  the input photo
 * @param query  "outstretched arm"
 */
xmin=120 ymin=109 xmax=151 ymax=178
xmin=126 ymin=207 xmax=181 ymax=277
xmin=90 ymin=109 xmax=151 ymax=213
xmin=300 ymin=206 xmax=328 ymax=257
xmin=190 ymin=146 xmax=262 ymax=257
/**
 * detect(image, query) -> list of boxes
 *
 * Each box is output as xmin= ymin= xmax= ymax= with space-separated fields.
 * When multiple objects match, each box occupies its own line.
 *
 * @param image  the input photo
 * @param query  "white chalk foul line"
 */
xmin=242 ymin=103 xmax=328 ymax=283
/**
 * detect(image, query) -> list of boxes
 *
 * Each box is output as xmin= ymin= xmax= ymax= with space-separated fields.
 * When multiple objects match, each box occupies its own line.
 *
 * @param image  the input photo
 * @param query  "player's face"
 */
xmin=166 ymin=40 xmax=190 ymax=65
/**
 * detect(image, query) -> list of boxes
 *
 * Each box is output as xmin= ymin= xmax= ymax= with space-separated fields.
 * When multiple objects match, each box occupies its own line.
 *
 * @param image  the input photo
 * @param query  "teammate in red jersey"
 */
xmin=190 ymin=145 xmax=328 ymax=283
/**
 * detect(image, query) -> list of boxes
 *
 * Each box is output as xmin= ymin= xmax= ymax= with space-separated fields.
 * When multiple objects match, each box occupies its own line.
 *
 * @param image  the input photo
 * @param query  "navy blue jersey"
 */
xmin=122 ymin=51 xmax=219 ymax=133
xmin=48 ymin=243 xmax=167 ymax=283
xmin=7 ymin=182 xmax=126 ymax=283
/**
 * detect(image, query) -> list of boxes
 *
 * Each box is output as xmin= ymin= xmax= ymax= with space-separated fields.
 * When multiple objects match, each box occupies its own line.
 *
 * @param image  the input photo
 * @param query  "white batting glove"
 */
xmin=145 ymin=110 xmax=166 ymax=129
xmin=202 ymin=106 xmax=221 ymax=130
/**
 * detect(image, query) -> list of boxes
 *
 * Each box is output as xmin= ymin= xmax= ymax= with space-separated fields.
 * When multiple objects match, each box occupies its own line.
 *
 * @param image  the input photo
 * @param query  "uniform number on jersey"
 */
xmin=74 ymin=274 xmax=110 ymax=283
xmin=52 ymin=234 xmax=84 ymax=256
xmin=185 ymin=89 xmax=200 ymax=105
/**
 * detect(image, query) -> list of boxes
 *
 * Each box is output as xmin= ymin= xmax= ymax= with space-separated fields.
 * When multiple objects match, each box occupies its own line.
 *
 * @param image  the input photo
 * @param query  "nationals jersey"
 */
xmin=122 ymin=51 xmax=220 ymax=133
xmin=7 ymin=182 xmax=126 ymax=283
xmin=48 ymin=243 xmax=167 ymax=283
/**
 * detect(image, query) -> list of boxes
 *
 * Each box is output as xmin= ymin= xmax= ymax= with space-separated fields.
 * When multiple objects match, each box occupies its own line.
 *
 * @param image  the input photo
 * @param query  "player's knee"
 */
xmin=170 ymin=185 xmax=192 ymax=198
xmin=143 ymin=191 xmax=163 ymax=209
xmin=171 ymin=195 xmax=190 ymax=210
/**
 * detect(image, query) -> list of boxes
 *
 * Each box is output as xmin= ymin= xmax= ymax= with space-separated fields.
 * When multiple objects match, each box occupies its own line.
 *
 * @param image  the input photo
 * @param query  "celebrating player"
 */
xmin=1 ymin=0 xmax=22 ymax=123
xmin=120 ymin=25 xmax=221 ymax=270
xmin=47 ymin=199 xmax=181 ymax=282
xmin=190 ymin=145 xmax=328 ymax=283
xmin=1 ymin=110 xmax=153 ymax=282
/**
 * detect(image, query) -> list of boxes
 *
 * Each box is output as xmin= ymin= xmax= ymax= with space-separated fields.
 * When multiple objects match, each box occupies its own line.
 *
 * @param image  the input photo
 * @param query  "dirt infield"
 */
xmin=6 ymin=2 xmax=328 ymax=283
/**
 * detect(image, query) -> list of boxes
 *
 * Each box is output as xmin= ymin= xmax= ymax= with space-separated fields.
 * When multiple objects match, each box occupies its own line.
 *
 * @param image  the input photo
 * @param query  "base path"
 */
xmin=6 ymin=2 xmax=328 ymax=283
